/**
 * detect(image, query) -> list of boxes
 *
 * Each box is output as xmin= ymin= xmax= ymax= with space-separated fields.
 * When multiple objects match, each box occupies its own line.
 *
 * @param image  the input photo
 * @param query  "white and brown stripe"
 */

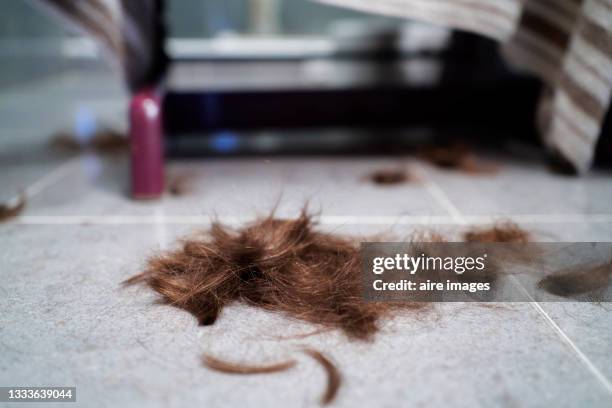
xmin=543 ymin=0 xmax=612 ymax=171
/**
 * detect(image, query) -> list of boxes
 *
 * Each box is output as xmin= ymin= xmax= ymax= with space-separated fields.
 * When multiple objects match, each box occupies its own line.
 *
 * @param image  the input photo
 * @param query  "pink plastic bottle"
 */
xmin=130 ymin=88 xmax=164 ymax=199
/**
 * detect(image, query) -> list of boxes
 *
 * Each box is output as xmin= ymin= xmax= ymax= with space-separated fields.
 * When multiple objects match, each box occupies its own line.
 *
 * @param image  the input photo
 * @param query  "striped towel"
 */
xmin=318 ymin=0 xmax=612 ymax=172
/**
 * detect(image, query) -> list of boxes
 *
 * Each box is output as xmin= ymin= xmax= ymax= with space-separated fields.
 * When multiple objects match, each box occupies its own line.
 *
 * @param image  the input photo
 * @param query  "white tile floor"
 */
xmin=1 ymin=70 xmax=612 ymax=407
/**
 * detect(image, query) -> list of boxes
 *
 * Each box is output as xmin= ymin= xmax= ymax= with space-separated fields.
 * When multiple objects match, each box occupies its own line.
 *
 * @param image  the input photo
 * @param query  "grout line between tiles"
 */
xmin=533 ymin=302 xmax=612 ymax=396
xmin=11 ymin=213 xmax=612 ymax=225
xmin=412 ymin=163 xmax=467 ymax=225
xmin=511 ymin=276 xmax=612 ymax=396
xmin=25 ymin=158 xmax=81 ymax=197
xmin=154 ymin=206 xmax=168 ymax=250
xmin=5 ymin=157 xmax=81 ymax=208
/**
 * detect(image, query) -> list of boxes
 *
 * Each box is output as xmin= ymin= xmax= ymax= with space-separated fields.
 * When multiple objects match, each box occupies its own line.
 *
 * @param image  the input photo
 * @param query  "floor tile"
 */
xmin=1 ymin=224 xmax=611 ymax=407
xmin=422 ymin=155 xmax=612 ymax=216
xmin=19 ymin=156 xmax=449 ymax=219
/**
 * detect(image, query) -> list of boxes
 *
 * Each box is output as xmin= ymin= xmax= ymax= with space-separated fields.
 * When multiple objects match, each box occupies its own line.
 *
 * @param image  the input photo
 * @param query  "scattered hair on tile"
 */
xmin=364 ymin=169 xmax=416 ymax=186
xmin=127 ymin=211 xmax=544 ymax=404
xmin=203 ymin=354 xmax=296 ymax=375
xmin=461 ymin=222 xmax=533 ymax=292
xmin=303 ymin=349 xmax=341 ymax=405
xmin=538 ymin=259 xmax=612 ymax=298
xmin=418 ymin=143 xmax=497 ymax=174
xmin=409 ymin=232 xmax=505 ymax=296
xmin=167 ymin=173 xmax=193 ymax=197
xmin=88 ymin=130 xmax=129 ymax=152
xmin=126 ymin=210 xmax=425 ymax=340
xmin=0 ymin=194 xmax=26 ymax=223
xmin=202 ymin=349 xmax=340 ymax=405
xmin=457 ymin=157 xmax=498 ymax=174
xmin=51 ymin=129 xmax=129 ymax=153
xmin=463 ymin=222 xmax=530 ymax=243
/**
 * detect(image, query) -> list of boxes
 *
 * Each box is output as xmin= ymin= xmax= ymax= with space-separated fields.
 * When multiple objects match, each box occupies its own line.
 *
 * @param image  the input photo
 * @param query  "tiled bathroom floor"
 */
xmin=1 ymin=70 xmax=612 ymax=407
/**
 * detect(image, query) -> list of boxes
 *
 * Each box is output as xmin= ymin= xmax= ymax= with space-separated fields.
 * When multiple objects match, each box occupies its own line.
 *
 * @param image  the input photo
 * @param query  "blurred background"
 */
xmin=2 ymin=0 xmax=419 ymax=86
xmin=0 ymin=0 xmax=543 ymax=158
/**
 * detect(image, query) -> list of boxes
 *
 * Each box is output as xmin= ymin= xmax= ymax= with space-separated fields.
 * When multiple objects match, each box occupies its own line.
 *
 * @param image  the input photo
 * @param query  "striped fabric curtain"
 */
xmin=318 ymin=0 xmax=612 ymax=173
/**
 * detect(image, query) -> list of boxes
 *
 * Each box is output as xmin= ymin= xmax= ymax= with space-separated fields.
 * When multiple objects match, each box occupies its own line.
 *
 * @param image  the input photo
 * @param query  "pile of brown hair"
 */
xmin=129 ymin=211 xmax=407 ymax=404
xmin=129 ymin=214 xmax=561 ymax=404
xmin=127 ymin=211 xmax=423 ymax=340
